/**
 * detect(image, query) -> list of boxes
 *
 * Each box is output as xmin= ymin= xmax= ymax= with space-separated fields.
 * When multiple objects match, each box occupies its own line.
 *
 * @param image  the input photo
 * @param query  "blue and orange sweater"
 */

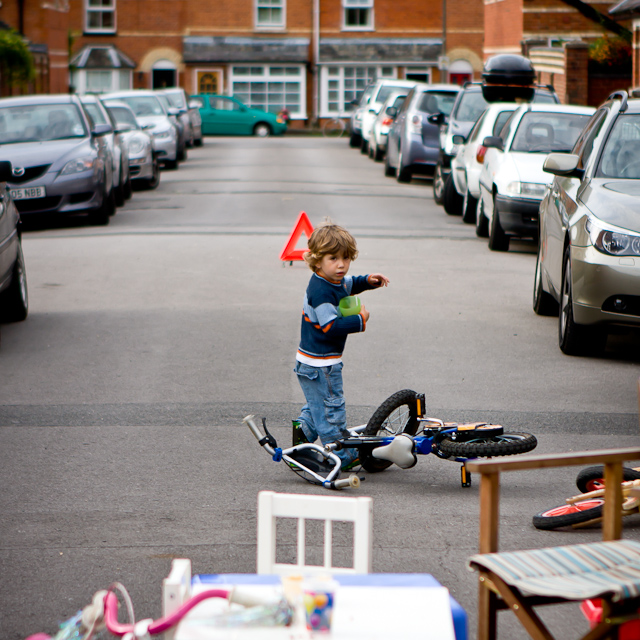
xmin=296 ymin=273 xmax=376 ymax=366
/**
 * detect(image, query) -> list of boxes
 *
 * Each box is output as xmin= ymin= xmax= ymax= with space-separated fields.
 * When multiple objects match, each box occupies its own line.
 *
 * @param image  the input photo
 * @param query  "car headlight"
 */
xmin=60 ymin=156 xmax=96 ymax=175
xmin=128 ymin=134 xmax=147 ymax=155
xmin=506 ymin=181 xmax=547 ymax=197
xmin=587 ymin=217 xmax=640 ymax=257
xmin=153 ymin=128 xmax=172 ymax=139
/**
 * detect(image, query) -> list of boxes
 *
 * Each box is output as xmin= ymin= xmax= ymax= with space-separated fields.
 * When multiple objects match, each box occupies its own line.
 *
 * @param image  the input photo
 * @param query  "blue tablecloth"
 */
xmin=193 ymin=573 xmax=467 ymax=640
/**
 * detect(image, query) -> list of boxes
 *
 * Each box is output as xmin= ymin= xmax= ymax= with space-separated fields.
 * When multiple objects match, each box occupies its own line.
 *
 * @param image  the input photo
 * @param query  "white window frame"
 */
xmin=229 ymin=65 xmax=306 ymax=119
xmin=71 ymin=68 xmax=131 ymax=94
xmin=85 ymin=0 xmax=116 ymax=33
xmin=342 ymin=0 xmax=374 ymax=31
xmin=320 ymin=65 xmax=395 ymax=117
xmin=255 ymin=0 xmax=286 ymax=30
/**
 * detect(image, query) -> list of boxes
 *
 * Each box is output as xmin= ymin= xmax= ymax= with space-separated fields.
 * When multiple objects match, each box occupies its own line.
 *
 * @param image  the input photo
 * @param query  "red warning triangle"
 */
xmin=280 ymin=211 xmax=314 ymax=261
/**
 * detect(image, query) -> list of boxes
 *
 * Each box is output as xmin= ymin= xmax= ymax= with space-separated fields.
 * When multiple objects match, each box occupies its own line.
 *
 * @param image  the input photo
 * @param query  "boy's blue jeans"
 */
xmin=294 ymin=361 xmax=358 ymax=467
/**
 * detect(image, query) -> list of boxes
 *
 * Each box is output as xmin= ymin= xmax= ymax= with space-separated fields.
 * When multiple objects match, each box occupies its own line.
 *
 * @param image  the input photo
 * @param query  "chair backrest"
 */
xmin=256 ymin=490 xmax=373 ymax=575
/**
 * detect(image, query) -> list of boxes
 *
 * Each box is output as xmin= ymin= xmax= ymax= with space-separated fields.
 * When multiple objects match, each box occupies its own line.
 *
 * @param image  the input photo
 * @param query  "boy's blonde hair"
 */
xmin=303 ymin=221 xmax=359 ymax=271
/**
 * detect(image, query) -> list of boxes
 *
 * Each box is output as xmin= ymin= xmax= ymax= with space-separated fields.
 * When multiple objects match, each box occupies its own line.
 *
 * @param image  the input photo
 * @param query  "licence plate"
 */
xmin=10 ymin=186 xmax=46 ymax=200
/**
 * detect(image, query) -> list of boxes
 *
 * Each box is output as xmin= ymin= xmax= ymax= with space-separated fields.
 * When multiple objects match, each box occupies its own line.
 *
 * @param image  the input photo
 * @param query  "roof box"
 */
xmin=482 ymin=54 xmax=536 ymax=102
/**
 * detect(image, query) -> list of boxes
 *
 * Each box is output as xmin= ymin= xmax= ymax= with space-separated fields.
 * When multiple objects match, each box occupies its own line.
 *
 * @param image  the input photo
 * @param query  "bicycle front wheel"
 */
xmin=323 ymin=118 xmax=346 ymax=138
xmin=576 ymin=465 xmax=640 ymax=493
xmin=532 ymin=499 xmax=604 ymax=530
xmin=437 ymin=431 xmax=537 ymax=458
xmin=362 ymin=389 xmax=420 ymax=472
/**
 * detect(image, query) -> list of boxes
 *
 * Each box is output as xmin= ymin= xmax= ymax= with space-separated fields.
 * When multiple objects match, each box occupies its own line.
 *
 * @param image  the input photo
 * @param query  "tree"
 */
xmin=0 ymin=28 xmax=35 ymax=93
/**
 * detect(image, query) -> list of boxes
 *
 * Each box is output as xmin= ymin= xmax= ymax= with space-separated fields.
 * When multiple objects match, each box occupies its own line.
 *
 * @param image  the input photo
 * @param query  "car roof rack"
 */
xmin=607 ymin=90 xmax=628 ymax=112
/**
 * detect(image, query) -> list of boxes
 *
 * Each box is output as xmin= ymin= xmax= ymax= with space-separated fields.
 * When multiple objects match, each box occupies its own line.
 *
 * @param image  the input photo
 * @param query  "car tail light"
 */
xmin=476 ymin=145 xmax=487 ymax=164
xmin=381 ymin=117 xmax=393 ymax=126
xmin=410 ymin=114 xmax=422 ymax=135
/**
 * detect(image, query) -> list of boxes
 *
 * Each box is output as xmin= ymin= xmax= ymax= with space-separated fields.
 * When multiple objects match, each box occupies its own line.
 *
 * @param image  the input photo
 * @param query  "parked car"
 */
xmin=368 ymin=90 xmax=409 ymax=162
xmin=359 ymin=79 xmax=419 ymax=154
xmin=102 ymin=100 xmax=159 ymax=190
xmin=535 ymin=91 xmax=640 ymax=355
xmin=0 ymin=161 xmax=28 ymax=323
xmin=349 ymin=83 xmax=377 ymax=148
xmin=449 ymin=102 xmax=517 ymax=223
xmin=478 ymin=103 xmax=595 ymax=251
xmin=385 ymin=84 xmax=460 ymax=183
xmin=433 ymin=82 xmax=559 ymax=204
xmin=190 ymin=95 xmax=287 ymax=137
xmin=103 ymin=90 xmax=180 ymax=169
xmin=159 ymin=87 xmax=203 ymax=147
xmin=155 ymin=91 xmax=188 ymax=161
xmin=0 ymin=94 xmax=115 ymax=225
xmin=80 ymin=93 xmax=131 ymax=208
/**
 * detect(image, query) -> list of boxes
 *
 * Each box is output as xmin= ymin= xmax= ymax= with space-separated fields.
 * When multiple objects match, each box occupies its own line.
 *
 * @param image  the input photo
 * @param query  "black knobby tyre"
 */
xmin=532 ymin=499 xmax=604 ymax=530
xmin=0 ymin=241 xmax=28 ymax=323
xmin=443 ymin=173 xmax=463 ymax=215
xmin=437 ymin=431 xmax=537 ymax=458
xmin=533 ymin=248 xmax=559 ymax=316
xmin=576 ymin=465 xmax=640 ymax=493
xmin=361 ymin=389 xmax=420 ymax=472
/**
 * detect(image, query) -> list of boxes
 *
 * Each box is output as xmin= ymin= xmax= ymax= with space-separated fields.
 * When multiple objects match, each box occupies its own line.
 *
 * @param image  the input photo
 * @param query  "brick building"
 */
xmin=62 ymin=0 xmax=483 ymax=126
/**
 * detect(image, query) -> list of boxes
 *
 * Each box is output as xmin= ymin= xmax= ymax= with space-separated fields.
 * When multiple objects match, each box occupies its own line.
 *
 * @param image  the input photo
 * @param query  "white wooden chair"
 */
xmin=256 ymin=490 xmax=373 ymax=575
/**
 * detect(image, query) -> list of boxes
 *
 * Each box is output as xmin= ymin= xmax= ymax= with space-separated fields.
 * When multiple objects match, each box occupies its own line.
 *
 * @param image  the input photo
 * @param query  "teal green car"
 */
xmin=190 ymin=95 xmax=287 ymax=137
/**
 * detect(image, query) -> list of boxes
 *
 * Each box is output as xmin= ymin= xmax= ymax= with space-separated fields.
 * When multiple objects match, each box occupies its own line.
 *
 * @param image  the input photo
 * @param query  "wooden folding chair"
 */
xmin=466 ymin=447 xmax=640 ymax=640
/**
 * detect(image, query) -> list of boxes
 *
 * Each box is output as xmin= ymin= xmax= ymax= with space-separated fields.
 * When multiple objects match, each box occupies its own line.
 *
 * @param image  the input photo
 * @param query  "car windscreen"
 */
xmin=164 ymin=92 xmax=186 ymax=109
xmin=532 ymin=92 xmax=558 ymax=104
xmin=597 ymin=114 xmax=640 ymax=179
xmin=117 ymin=96 xmax=165 ymax=117
xmin=83 ymin=102 xmax=108 ymax=126
xmin=376 ymin=85 xmax=412 ymax=105
xmin=105 ymin=105 xmax=139 ymax=129
xmin=417 ymin=91 xmax=458 ymax=115
xmin=452 ymin=90 xmax=487 ymax=124
xmin=0 ymin=103 xmax=87 ymax=144
xmin=510 ymin=112 xmax=592 ymax=153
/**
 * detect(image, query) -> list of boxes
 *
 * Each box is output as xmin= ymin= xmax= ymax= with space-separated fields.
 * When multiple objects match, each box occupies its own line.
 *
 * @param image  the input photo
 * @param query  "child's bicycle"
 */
xmin=533 ymin=465 xmax=640 ymax=530
xmin=244 ymin=389 xmax=537 ymax=490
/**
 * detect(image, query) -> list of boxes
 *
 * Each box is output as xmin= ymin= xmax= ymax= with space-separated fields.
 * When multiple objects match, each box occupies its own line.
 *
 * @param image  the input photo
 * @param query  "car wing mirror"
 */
xmin=385 ymin=106 xmax=398 ymax=118
xmin=92 ymin=123 xmax=113 ymax=137
xmin=188 ymin=100 xmax=201 ymax=109
xmin=452 ymin=134 xmax=466 ymax=145
xmin=482 ymin=136 xmax=503 ymax=151
xmin=543 ymin=153 xmax=583 ymax=178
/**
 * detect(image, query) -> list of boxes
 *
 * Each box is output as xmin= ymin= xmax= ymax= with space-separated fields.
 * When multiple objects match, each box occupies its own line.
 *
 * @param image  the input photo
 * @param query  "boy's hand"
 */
xmin=368 ymin=273 xmax=390 ymax=287
xmin=360 ymin=304 xmax=370 ymax=323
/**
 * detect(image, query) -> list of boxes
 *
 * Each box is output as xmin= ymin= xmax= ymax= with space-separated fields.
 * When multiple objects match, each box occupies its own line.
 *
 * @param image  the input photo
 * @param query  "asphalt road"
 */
xmin=1 ymin=136 xmax=639 ymax=640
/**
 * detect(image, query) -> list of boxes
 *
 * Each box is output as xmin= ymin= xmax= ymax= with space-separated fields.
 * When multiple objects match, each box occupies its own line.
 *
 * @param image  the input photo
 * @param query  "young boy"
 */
xmin=294 ymin=221 xmax=389 ymax=469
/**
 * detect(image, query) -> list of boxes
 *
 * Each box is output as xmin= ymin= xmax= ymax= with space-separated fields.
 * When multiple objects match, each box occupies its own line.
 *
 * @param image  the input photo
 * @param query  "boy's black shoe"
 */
xmin=292 ymin=420 xmax=309 ymax=445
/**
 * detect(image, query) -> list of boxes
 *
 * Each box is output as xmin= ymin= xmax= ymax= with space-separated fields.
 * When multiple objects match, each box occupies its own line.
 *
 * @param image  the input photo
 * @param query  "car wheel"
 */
xmin=476 ymin=197 xmax=489 ymax=238
xmin=163 ymin=158 xmax=179 ymax=170
xmin=123 ymin=171 xmax=133 ymax=200
xmin=254 ymin=123 xmax=271 ymax=137
xmin=194 ymin=136 xmax=203 ymax=147
xmin=488 ymin=195 xmax=509 ymax=251
xmin=360 ymin=137 xmax=368 ymax=154
xmin=373 ymin=145 xmax=384 ymax=162
xmin=396 ymin=146 xmax=412 ymax=183
xmin=0 ymin=240 xmax=28 ymax=323
xmin=533 ymin=247 xmax=559 ymax=316
xmin=433 ymin=163 xmax=445 ymax=205
xmin=384 ymin=150 xmax=395 ymax=177
xmin=443 ymin=173 xmax=463 ymax=215
xmin=114 ymin=178 xmax=125 ymax=208
xmin=177 ymin=142 xmax=187 ymax=161
xmin=143 ymin=157 xmax=160 ymax=190
xmin=349 ymin=132 xmax=361 ymax=148
xmin=462 ymin=187 xmax=477 ymax=224
xmin=88 ymin=186 xmax=113 ymax=226
xmin=559 ymin=246 xmax=606 ymax=355
xmin=368 ymin=142 xmax=375 ymax=159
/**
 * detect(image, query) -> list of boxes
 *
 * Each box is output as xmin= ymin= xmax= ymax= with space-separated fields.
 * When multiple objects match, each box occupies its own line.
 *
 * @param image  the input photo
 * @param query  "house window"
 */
xmin=71 ymin=68 xmax=131 ymax=93
xmin=256 ymin=0 xmax=285 ymax=29
xmin=343 ymin=0 xmax=373 ymax=30
xmin=230 ymin=65 xmax=305 ymax=118
xmin=85 ymin=0 xmax=116 ymax=33
xmin=320 ymin=66 xmax=394 ymax=116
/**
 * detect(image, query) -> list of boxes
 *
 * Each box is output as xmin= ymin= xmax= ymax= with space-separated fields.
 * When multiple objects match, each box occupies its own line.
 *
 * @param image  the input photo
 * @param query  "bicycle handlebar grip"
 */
xmin=332 ymin=474 xmax=361 ymax=489
xmin=243 ymin=415 xmax=262 ymax=440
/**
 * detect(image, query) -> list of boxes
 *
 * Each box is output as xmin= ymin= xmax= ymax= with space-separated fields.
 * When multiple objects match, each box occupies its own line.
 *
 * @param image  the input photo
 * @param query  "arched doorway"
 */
xmin=152 ymin=59 xmax=177 ymax=88
xmin=448 ymin=59 xmax=473 ymax=86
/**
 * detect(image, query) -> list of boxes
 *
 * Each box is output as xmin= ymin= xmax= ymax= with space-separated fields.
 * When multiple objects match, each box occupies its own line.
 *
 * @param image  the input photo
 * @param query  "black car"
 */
xmin=0 ymin=161 xmax=28 ymax=323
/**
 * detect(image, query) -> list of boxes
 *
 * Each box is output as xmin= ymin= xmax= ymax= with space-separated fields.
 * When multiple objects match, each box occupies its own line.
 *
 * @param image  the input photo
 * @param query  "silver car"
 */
xmin=0 ymin=94 xmax=114 ymax=225
xmin=159 ymin=87 xmax=203 ymax=147
xmin=103 ymin=100 xmax=159 ymax=190
xmin=80 ymin=93 xmax=131 ymax=207
xmin=103 ymin=90 xmax=179 ymax=169
xmin=535 ymin=91 xmax=640 ymax=355
xmin=155 ymin=91 xmax=188 ymax=161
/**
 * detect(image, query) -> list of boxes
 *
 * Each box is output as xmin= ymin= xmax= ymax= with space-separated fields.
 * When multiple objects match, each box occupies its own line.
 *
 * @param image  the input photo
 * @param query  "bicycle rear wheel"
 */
xmin=437 ymin=431 xmax=537 ymax=458
xmin=323 ymin=118 xmax=346 ymax=138
xmin=361 ymin=389 xmax=420 ymax=472
xmin=533 ymin=499 xmax=604 ymax=530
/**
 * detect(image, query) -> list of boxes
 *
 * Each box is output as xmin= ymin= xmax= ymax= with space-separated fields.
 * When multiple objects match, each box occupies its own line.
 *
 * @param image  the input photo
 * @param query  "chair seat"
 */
xmin=468 ymin=539 xmax=640 ymax=602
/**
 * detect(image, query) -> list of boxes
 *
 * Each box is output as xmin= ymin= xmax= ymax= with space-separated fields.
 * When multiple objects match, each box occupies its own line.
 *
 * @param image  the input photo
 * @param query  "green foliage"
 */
xmin=589 ymin=34 xmax=632 ymax=68
xmin=0 ymin=28 xmax=35 ymax=87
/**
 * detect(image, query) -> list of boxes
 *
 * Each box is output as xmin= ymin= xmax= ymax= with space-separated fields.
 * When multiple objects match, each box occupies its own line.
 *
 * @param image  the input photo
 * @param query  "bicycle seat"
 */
xmin=372 ymin=434 xmax=417 ymax=469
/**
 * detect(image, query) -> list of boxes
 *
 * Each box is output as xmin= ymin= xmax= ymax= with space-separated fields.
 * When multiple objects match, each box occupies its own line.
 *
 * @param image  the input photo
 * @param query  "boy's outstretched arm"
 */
xmin=367 ymin=273 xmax=390 ymax=287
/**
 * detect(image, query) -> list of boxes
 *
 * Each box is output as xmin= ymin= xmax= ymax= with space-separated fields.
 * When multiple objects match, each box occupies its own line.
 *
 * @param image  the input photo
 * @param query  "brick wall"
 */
xmin=485 ymin=0 xmax=524 ymax=57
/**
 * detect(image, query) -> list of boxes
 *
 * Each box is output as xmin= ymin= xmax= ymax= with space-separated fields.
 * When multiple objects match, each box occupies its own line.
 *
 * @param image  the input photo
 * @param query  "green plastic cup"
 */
xmin=339 ymin=296 xmax=361 ymax=317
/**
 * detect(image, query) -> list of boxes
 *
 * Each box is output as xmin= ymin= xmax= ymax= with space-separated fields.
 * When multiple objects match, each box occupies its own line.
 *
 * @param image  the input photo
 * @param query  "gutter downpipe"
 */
xmin=313 ymin=0 xmax=319 ymax=127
